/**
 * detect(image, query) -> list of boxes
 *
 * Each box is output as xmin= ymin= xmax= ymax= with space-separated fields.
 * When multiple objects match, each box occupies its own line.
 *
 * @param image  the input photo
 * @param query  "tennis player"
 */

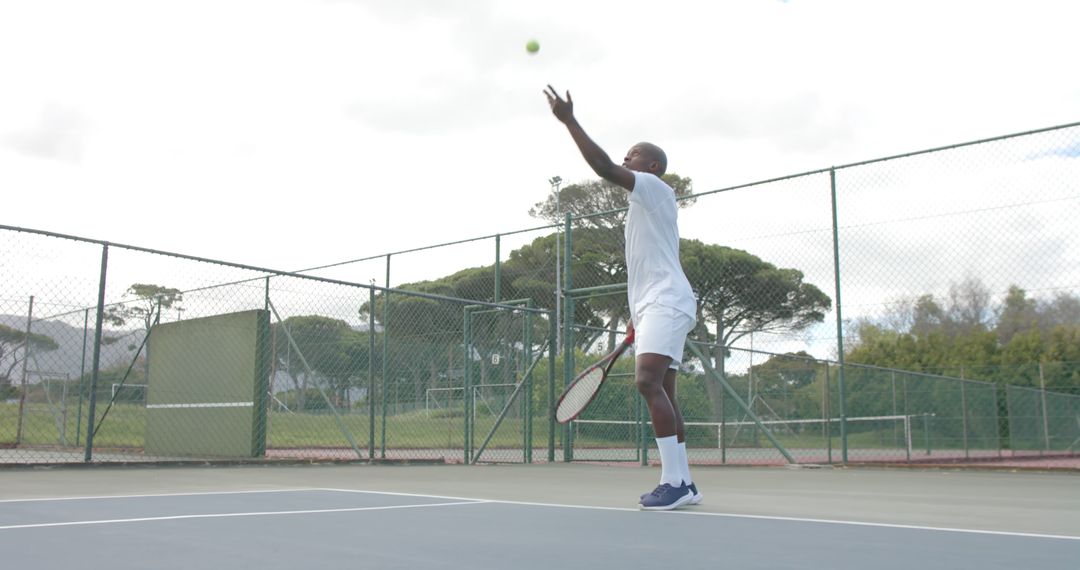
xmin=545 ymin=85 xmax=700 ymax=510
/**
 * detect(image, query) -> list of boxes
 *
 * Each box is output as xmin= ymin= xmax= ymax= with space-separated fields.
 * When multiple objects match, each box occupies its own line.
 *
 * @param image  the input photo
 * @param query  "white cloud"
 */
xmin=1 ymin=0 xmax=1078 ymax=303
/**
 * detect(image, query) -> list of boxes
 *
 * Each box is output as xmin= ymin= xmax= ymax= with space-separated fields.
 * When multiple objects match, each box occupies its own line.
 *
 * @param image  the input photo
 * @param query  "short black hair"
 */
xmin=637 ymin=142 xmax=667 ymax=176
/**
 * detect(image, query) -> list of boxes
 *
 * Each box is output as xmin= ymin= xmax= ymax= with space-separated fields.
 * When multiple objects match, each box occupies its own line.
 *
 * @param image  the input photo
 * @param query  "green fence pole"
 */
xmin=924 ymin=413 xmax=932 ymax=455
xmin=524 ymin=302 xmax=533 ymax=463
xmin=463 ymin=308 xmax=473 ymax=464
xmin=381 ymin=254 xmax=390 ymax=459
xmin=562 ymin=213 xmax=574 ymax=462
xmin=825 ymin=362 xmax=833 ymax=464
xmin=829 ymin=168 xmax=849 ymax=463
xmin=368 ymin=287 xmax=377 ymax=459
xmin=494 ymin=234 xmax=501 ymax=303
xmin=15 ymin=296 xmax=34 ymax=446
xmin=75 ymin=308 xmax=89 ymax=446
xmin=1039 ymin=363 xmax=1050 ymax=453
xmin=961 ymin=380 xmax=970 ymax=459
xmin=82 ymin=244 xmax=110 ymax=463
xmin=547 ymin=315 xmax=556 ymax=463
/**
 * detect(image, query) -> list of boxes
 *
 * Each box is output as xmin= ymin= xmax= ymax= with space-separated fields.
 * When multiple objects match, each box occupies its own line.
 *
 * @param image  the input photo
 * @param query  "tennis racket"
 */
xmin=554 ymin=329 xmax=635 ymax=424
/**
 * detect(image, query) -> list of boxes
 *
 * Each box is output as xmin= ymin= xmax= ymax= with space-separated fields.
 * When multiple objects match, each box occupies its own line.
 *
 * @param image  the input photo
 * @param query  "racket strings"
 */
xmin=555 ymin=367 xmax=605 ymax=423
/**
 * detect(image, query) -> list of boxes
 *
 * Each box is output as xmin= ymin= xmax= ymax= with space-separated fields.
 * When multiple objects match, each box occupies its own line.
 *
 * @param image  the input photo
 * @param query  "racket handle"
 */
xmin=625 ymin=328 xmax=635 ymax=344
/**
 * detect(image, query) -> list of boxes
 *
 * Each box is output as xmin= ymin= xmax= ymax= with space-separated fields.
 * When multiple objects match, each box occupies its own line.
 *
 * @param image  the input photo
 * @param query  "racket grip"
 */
xmin=625 ymin=328 xmax=635 ymax=344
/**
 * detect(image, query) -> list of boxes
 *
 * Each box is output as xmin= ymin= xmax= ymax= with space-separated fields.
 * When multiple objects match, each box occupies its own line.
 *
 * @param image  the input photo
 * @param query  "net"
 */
xmin=572 ymin=414 xmax=919 ymax=463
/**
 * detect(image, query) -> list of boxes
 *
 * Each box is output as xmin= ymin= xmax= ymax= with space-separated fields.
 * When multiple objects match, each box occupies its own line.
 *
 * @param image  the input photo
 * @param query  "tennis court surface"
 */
xmin=2 ymin=464 xmax=1077 ymax=569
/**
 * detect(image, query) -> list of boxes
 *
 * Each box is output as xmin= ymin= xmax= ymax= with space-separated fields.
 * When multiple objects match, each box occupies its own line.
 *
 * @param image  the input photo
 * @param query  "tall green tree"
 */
xmin=529 ymin=174 xmax=696 ymax=227
xmin=101 ymin=283 xmax=184 ymax=382
xmin=0 ymin=325 xmax=60 ymax=399
xmin=273 ymin=315 xmax=371 ymax=410
xmin=848 ymin=280 xmax=1080 ymax=392
xmin=680 ymin=240 xmax=831 ymax=417
xmin=103 ymin=284 xmax=184 ymax=331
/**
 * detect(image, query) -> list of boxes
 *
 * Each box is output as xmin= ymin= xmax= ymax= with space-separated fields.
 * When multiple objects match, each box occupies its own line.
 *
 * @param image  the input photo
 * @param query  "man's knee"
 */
xmin=636 ymin=353 xmax=672 ymax=393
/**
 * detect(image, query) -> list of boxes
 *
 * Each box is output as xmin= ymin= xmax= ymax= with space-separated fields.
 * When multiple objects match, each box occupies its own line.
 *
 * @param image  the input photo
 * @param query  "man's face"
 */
xmin=622 ymin=145 xmax=656 ymax=173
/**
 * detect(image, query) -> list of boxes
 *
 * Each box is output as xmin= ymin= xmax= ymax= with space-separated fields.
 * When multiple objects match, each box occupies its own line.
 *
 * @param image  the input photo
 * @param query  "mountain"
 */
xmin=0 ymin=315 xmax=145 ymax=383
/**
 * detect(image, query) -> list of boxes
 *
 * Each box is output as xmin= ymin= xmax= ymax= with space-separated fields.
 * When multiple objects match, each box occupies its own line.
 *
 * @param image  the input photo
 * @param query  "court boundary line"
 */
xmin=0 ymin=488 xmax=323 ymax=504
xmin=5 ymin=487 xmax=1077 ymax=542
xmin=318 ymin=488 xmax=1080 ymax=542
xmin=0 ymin=500 xmax=489 ymax=531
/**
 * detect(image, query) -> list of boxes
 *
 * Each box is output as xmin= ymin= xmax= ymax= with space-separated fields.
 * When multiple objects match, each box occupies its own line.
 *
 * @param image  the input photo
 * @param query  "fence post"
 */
xmin=547 ymin=316 xmax=556 ymax=463
xmin=83 ymin=243 xmax=110 ymax=463
xmin=75 ymin=309 xmax=89 ymax=446
xmin=824 ymin=361 xmax=832 ymax=464
xmin=523 ymin=304 xmax=533 ymax=463
xmin=494 ymin=234 xmax=501 ymax=303
xmin=463 ymin=308 xmax=472 ymax=464
xmin=991 ymin=381 xmax=1002 ymax=458
xmin=368 ymin=287 xmax=377 ymax=459
xmin=1039 ymin=363 xmax=1050 ymax=453
xmin=562 ymin=213 xmax=574 ymax=462
xmin=15 ymin=296 xmax=34 ymax=445
xmin=381 ymin=254 xmax=390 ymax=459
xmin=960 ymin=380 xmax=970 ymax=459
xmin=829 ymin=168 xmax=848 ymax=462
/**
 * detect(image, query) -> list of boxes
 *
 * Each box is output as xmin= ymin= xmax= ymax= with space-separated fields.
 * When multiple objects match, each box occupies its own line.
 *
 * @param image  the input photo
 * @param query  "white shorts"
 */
xmin=633 ymin=304 xmax=696 ymax=370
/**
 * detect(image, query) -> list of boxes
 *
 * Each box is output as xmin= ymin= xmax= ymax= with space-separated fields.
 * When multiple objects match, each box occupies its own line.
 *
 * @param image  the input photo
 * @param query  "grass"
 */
xmin=0 ymin=401 xmax=1002 ymax=457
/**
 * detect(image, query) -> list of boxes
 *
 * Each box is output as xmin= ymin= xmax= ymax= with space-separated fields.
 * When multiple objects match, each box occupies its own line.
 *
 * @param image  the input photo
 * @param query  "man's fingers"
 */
xmin=566 ymin=91 xmax=573 ymax=105
xmin=546 ymin=84 xmax=568 ymax=104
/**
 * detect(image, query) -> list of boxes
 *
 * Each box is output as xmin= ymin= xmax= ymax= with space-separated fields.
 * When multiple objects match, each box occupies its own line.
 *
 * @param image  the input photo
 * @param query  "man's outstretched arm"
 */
xmin=544 ymin=85 xmax=635 ymax=191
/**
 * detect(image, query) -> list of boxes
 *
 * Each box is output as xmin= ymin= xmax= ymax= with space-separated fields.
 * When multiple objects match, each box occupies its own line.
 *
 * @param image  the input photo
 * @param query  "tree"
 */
xmin=997 ymin=286 xmax=1039 ymax=344
xmin=847 ymin=279 xmax=1080 ymax=392
xmin=529 ymin=174 xmax=696 ymax=227
xmin=101 ymin=283 xmax=184 ymax=382
xmin=273 ymin=316 xmax=371 ymax=410
xmin=679 ymin=240 xmax=831 ymax=418
xmin=104 ymin=284 xmax=184 ymax=331
xmin=0 ymin=325 xmax=60 ymax=399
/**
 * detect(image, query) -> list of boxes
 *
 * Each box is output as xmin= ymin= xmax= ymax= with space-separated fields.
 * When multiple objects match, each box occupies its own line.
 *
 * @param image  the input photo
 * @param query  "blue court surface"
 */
xmin=1 ymin=465 xmax=1077 ymax=569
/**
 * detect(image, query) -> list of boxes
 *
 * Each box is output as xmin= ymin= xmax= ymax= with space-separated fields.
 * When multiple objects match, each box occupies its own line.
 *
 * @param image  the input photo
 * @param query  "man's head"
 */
xmin=622 ymin=142 xmax=667 ymax=177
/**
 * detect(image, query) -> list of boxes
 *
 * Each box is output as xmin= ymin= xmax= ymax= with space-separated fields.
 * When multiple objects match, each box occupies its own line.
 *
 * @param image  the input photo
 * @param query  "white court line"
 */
xmin=146 ymin=402 xmax=253 ymax=409
xmin=0 ymin=488 xmax=323 ymax=504
xmin=0 ymin=500 xmax=488 ymax=531
xmin=318 ymin=488 xmax=1080 ymax=542
xmin=6 ymin=487 xmax=1078 ymax=542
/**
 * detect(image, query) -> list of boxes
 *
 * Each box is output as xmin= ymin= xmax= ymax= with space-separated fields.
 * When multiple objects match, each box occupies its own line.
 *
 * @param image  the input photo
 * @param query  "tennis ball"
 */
xmin=526 ymin=39 xmax=540 ymax=54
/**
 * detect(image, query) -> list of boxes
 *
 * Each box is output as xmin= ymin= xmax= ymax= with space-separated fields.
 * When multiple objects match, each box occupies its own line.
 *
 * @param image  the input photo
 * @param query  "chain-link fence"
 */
xmin=3 ymin=121 xmax=1079 ymax=466
xmin=559 ymin=121 xmax=1080 ymax=466
xmin=1006 ymin=385 xmax=1080 ymax=454
xmin=0 ymin=227 xmax=555 ymax=464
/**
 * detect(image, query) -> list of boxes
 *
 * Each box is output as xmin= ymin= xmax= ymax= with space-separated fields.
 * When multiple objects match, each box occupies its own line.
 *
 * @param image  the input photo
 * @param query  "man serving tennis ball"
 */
xmin=544 ymin=85 xmax=700 ymax=511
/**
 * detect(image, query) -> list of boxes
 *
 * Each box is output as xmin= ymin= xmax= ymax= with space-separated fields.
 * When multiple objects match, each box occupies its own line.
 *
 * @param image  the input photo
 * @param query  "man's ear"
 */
xmin=648 ymin=160 xmax=660 ymax=174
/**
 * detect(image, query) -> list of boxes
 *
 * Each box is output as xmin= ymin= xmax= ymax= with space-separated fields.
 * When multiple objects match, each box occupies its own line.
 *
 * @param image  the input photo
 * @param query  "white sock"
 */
xmin=656 ymin=435 xmax=682 ymax=486
xmin=678 ymin=441 xmax=693 ymax=486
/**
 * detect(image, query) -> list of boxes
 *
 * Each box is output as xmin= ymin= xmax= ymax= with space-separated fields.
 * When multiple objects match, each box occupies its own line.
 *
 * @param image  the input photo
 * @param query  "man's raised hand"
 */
xmin=544 ymin=85 xmax=574 ymax=124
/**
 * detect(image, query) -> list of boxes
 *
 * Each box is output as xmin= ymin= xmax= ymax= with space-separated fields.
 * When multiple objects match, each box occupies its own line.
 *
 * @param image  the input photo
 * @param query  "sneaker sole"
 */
xmin=641 ymin=492 xmax=703 ymax=506
xmin=639 ymin=491 xmax=694 ymax=511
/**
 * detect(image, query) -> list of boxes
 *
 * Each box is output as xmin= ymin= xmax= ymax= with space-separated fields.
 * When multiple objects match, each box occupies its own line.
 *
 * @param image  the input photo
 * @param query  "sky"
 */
xmin=2 ymin=0 xmax=1079 ymax=287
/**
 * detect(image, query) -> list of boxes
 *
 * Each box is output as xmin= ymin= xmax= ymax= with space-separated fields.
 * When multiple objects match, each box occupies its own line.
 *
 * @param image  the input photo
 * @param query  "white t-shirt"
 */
xmin=625 ymin=171 xmax=697 ymax=319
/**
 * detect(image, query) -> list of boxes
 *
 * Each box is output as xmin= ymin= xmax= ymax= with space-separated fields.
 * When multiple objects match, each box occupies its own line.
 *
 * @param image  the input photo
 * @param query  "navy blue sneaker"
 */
xmin=688 ymin=482 xmax=703 ymax=505
xmin=641 ymin=481 xmax=702 ymax=505
xmin=639 ymin=483 xmax=693 ymax=511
